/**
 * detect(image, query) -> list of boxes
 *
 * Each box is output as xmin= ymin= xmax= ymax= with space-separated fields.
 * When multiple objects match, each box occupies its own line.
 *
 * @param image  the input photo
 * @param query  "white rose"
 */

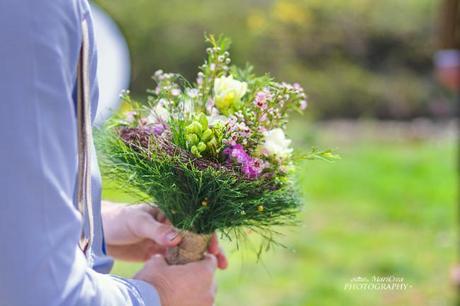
xmin=147 ymin=102 xmax=170 ymax=123
xmin=262 ymin=128 xmax=293 ymax=157
xmin=214 ymin=75 xmax=247 ymax=115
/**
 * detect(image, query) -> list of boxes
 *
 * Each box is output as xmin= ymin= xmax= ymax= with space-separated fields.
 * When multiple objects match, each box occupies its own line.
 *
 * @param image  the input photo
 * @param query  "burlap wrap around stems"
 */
xmin=165 ymin=231 xmax=212 ymax=265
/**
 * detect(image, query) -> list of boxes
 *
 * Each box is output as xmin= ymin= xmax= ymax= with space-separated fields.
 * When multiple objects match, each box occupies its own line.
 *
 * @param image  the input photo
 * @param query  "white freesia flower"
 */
xmin=262 ymin=128 xmax=293 ymax=157
xmin=147 ymin=102 xmax=170 ymax=123
xmin=214 ymin=75 xmax=247 ymax=115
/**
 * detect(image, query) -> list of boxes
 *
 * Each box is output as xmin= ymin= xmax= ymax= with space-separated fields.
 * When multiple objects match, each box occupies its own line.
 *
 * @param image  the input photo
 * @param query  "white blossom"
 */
xmin=147 ymin=102 xmax=170 ymax=123
xmin=262 ymin=128 xmax=293 ymax=157
xmin=213 ymin=75 xmax=247 ymax=114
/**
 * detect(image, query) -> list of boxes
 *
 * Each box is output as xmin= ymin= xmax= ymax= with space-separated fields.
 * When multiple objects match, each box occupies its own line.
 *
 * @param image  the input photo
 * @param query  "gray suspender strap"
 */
xmin=77 ymin=19 xmax=95 ymax=259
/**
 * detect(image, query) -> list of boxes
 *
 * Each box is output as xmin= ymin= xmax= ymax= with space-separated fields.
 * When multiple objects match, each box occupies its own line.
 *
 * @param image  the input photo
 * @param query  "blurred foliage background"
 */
xmin=94 ymin=0 xmax=457 ymax=305
xmin=96 ymin=0 xmax=451 ymax=119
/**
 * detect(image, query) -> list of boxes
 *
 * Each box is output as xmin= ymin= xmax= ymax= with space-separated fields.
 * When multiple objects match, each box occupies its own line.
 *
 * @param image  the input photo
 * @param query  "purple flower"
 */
xmin=228 ymin=144 xmax=250 ymax=164
xmin=140 ymin=123 xmax=166 ymax=136
xmin=153 ymin=123 xmax=166 ymax=135
xmin=242 ymin=159 xmax=265 ymax=179
xmin=224 ymin=144 xmax=266 ymax=179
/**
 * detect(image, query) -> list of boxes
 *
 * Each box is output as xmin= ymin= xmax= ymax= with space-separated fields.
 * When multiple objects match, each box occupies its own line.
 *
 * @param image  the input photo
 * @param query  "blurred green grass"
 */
xmin=102 ymin=123 xmax=456 ymax=306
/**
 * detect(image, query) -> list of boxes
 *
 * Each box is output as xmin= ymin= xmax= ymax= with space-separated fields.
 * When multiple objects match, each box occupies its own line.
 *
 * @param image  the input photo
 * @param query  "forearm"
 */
xmin=102 ymin=200 xmax=132 ymax=245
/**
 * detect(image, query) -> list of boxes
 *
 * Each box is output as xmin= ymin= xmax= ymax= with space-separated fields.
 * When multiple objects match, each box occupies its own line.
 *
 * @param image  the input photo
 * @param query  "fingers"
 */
xmin=107 ymin=239 xmax=167 ymax=262
xmin=207 ymin=234 xmax=219 ymax=254
xmin=207 ymin=234 xmax=228 ymax=270
xmin=136 ymin=254 xmax=217 ymax=306
xmin=140 ymin=204 xmax=171 ymax=225
xmin=137 ymin=215 xmax=182 ymax=247
xmin=215 ymin=248 xmax=228 ymax=270
xmin=188 ymin=253 xmax=217 ymax=273
xmin=148 ymin=254 xmax=168 ymax=268
xmin=139 ymin=204 xmax=161 ymax=219
xmin=203 ymin=253 xmax=218 ymax=271
xmin=136 ymin=207 xmax=226 ymax=269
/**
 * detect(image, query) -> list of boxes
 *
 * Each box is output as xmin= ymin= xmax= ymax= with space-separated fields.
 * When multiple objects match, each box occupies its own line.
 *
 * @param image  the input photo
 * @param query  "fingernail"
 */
xmin=166 ymin=230 xmax=178 ymax=241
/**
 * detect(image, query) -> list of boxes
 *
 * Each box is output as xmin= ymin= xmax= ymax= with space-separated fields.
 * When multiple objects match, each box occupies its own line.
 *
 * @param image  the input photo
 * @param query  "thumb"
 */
xmin=138 ymin=217 xmax=182 ymax=247
xmin=203 ymin=253 xmax=218 ymax=271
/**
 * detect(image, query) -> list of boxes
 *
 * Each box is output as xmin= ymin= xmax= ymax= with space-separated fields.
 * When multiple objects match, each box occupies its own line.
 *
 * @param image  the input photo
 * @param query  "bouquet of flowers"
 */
xmin=98 ymin=35 xmax=336 ymax=264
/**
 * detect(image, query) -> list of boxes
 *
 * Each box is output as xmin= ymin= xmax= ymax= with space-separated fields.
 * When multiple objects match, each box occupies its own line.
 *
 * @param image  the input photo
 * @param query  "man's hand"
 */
xmin=135 ymin=254 xmax=218 ymax=306
xmin=207 ymin=233 xmax=228 ymax=270
xmin=101 ymin=201 xmax=228 ymax=269
xmin=102 ymin=202 xmax=181 ymax=261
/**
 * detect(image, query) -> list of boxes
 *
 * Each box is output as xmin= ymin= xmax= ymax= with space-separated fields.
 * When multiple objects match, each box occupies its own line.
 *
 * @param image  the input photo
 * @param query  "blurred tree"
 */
xmin=435 ymin=0 xmax=460 ymax=94
xmin=95 ymin=0 xmax=445 ymax=119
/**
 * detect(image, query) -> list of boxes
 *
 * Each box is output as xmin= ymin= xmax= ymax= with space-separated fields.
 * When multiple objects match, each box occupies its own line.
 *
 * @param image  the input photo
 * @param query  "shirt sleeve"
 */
xmin=0 ymin=0 xmax=160 ymax=305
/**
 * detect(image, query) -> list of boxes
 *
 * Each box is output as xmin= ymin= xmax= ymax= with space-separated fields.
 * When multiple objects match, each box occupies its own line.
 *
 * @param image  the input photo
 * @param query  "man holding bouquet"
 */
xmin=0 ymin=1 xmax=226 ymax=306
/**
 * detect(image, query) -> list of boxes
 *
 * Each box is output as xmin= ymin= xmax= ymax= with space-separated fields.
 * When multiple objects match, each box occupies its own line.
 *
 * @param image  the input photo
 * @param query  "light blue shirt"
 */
xmin=0 ymin=1 xmax=160 ymax=305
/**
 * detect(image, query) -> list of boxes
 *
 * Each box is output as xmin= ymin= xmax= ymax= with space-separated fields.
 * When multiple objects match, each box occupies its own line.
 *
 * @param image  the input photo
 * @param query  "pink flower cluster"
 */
xmin=282 ymin=82 xmax=308 ymax=110
xmin=225 ymin=116 xmax=252 ymax=146
xmin=254 ymin=90 xmax=270 ymax=110
xmin=253 ymin=89 xmax=273 ymax=123
xmin=223 ymin=144 xmax=265 ymax=179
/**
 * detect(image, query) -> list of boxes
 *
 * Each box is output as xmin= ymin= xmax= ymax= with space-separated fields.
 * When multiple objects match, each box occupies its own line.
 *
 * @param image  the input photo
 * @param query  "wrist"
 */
xmin=135 ymin=270 xmax=171 ymax=306
xmin=101 ymin=202 xmax=129 ymax=245
xmin=126 ymin=278 xmax=164 ymax=306
xmin=152 ymin=275 xmax=171 ymax=306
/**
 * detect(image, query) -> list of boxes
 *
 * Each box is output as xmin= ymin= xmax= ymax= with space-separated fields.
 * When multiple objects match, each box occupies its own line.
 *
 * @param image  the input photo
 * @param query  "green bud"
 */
xmin=207 ymin=137 xmax=217 ymax=149
xmin=201 ymin=129 xmax=213 ymax=142
xmin=186 ymin=121 xmax=202 ymax=134
xmin=191 ymin=145 xmax=201 ymax=157
xmin=197 ymin=142 xmax=207 ymax=152
xmin=186 ymin=133 xmax=199 ymax=145
xmin=213 ymin=123 xmax=224 ymax=137
xmin=198 ymin=113 xmax=208 ymax=129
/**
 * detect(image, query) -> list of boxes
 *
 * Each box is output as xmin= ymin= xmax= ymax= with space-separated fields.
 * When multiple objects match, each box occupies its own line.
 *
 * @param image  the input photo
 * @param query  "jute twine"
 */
xmin=165 ymin=231 xmax=212 ymax=265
